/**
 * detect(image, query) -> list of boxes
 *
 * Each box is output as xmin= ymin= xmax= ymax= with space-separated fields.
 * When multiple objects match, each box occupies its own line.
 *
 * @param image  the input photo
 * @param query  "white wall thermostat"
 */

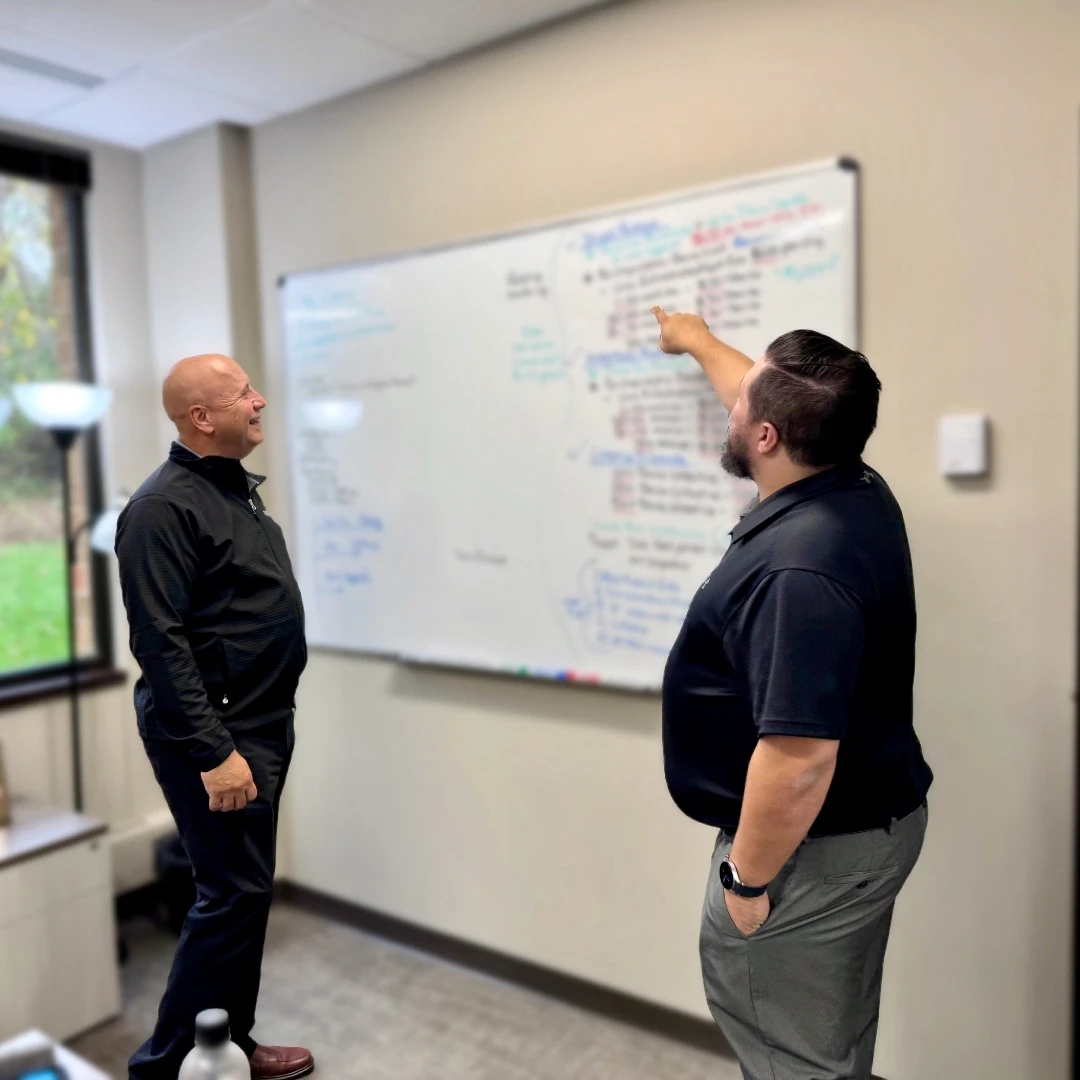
xmin=938 ymin=414 xmax=989 ymax=478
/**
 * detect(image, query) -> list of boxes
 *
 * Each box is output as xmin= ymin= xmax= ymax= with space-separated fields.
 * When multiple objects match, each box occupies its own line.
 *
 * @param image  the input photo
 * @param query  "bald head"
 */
xmin=163 ymin=353 xmax=266 ymax=459
xmin=163 ymin=354 xmax=240 ymax=425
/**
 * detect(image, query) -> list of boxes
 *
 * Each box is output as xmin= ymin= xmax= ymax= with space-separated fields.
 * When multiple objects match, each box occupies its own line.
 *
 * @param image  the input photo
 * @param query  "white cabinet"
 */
xmin=0 ymin=803 xmax=121 ymax=1042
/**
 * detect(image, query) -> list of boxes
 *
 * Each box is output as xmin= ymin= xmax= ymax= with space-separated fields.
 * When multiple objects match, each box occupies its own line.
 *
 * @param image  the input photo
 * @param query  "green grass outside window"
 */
xmin=0 ymin=541 xmax=68 ymax=672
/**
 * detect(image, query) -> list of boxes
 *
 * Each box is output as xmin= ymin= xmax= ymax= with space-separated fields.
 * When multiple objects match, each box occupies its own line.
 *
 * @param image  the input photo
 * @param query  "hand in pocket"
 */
xmin=724 ymin=889 xmax=771 ymax=937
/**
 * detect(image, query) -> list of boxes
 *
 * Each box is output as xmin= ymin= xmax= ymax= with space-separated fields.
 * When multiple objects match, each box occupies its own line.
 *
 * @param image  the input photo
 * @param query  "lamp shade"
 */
xmin=13 ymin=382 xmax=112 ymax=431
xmin=0 ymin=397 xmax=11 ymax=430
xmin=301 ymin=397 xmax=363 ymax=433
xmin=90 ymin=507 xmax=122 ymax=555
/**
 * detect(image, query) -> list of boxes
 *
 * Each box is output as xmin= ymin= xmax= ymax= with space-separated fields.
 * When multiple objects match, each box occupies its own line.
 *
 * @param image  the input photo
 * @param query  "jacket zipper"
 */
xmin=242 ymin=491 xmax=304 ymax=626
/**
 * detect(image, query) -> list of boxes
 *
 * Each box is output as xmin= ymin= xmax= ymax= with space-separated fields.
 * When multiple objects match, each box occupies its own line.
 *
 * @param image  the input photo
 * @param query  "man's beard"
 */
xmin=720 ymin=424 xmax=752 ymax=480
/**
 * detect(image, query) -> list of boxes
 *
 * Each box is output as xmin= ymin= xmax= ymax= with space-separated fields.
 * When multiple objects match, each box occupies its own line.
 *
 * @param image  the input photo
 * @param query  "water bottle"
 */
xmin=178 ymin=1009 xmax=251 ymax=1080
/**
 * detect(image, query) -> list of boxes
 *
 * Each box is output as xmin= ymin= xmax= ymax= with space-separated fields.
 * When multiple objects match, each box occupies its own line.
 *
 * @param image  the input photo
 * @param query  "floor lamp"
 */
xmin=13 ymin=381 xmax=112 ymax=813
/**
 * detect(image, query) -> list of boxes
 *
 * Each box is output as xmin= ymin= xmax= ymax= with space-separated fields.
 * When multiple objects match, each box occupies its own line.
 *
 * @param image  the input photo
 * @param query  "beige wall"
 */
xmin=143 ymin=126 xmax=239 ymax=451
xmin=142 ymin=123 xmax=267 ymax=463
xmin=251 ymin=1 xmax=1080 ymax=1077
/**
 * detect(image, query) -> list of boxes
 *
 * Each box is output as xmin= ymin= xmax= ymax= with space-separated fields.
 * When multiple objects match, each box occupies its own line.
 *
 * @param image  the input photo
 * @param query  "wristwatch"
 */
xmin=719 ymin=858 xmax=769 ymax=898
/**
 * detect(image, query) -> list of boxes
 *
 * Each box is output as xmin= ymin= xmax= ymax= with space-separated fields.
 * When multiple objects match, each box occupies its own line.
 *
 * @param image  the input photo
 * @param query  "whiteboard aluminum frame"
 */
xmin=279 ymin=156 xmax=862 ymax=693
xmin=278 ymin=156 xmax=860 ymax=309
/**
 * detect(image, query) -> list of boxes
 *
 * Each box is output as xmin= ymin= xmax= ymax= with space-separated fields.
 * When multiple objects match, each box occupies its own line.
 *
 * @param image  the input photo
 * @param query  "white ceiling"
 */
xmin=0 ymin=0 xmax=607 ymax=149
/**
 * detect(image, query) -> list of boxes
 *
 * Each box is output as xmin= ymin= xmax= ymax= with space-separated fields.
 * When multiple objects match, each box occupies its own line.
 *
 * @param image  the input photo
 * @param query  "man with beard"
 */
xmin=652 ymin=307 xmax=932 ymax=1080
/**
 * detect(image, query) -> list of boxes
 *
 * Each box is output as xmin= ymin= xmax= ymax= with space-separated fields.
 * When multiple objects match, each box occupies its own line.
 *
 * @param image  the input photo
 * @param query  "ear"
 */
xmin=189 ymin=404 xmax=214 ymax=436
xmin=756 ymin=421 xmax=781 ymax=455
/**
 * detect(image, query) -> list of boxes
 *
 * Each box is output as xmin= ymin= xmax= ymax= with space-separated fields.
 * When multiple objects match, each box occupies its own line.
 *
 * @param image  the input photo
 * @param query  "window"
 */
xmin=0 ymin=135 xmax=116 ymax=697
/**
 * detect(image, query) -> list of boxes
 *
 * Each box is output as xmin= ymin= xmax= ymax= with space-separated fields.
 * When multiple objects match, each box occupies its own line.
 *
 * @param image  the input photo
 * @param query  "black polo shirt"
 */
xmin=662 ymin=462 xmax=933 ymax=837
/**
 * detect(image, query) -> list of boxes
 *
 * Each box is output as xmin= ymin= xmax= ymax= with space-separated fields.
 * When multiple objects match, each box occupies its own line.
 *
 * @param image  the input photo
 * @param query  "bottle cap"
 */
xmin=194 ymin=1009 xmax=231 ymax=1048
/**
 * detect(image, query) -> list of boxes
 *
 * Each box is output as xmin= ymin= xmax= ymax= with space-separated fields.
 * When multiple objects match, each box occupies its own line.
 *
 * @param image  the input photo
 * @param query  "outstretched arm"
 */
xmin=652 ymin=306 xmax=753 ymax=413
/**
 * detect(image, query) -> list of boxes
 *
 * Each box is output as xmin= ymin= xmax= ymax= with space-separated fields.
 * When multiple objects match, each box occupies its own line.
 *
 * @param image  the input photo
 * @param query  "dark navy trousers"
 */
xmin=129 ymin=714 xmax=294 ymax=1080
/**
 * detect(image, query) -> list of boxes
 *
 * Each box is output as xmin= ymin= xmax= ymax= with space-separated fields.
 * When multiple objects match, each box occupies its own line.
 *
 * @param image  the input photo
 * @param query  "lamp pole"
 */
xmin=13 ymin=382 xmax=111 ymax=814
xmin=54 ymin=428 xmax=84 ymax=812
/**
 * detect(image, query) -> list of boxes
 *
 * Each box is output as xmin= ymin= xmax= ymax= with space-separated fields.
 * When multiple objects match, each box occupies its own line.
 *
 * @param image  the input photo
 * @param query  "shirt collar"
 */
xmin=169 ymin=441 xmax=265 ymax=497
xmin=729 ymin=461 xmax=868 ymax=544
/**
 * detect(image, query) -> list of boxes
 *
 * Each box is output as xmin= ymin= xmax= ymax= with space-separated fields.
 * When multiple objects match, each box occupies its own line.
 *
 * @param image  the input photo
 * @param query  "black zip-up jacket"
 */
xmin=115 ymin=443 xmax=307 ymax=769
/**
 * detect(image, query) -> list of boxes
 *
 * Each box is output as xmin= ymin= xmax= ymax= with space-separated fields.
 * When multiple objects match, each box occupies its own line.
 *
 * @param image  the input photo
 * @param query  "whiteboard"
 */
xmin=280 ymin=159 xmax=859 ymax=691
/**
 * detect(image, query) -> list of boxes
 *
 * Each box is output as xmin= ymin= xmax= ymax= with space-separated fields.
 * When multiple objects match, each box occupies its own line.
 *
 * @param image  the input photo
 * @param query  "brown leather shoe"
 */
xmin=249 ymin=1044 xmax=315 ymax=1080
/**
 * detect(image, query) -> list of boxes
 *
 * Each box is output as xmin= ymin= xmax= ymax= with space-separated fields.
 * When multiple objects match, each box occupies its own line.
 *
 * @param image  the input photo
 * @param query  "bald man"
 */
xmin=116 ymin=355 xmax=313 ymax=1080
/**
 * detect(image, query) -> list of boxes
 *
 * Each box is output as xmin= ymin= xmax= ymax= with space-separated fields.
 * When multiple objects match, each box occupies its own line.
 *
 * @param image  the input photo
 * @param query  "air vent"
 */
xmin=0 ymin=46 xmax=104 ymax=90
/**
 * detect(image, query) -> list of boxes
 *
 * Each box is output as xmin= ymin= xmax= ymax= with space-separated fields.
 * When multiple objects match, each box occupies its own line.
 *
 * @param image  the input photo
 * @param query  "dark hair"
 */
xmin=748 ymin=330 xmax=881 ymax=467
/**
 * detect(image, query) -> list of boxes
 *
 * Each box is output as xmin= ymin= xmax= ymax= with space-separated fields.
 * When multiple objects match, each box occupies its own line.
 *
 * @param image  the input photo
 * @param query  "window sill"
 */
xmin=0 ymin=665 xmax=127 ymax=712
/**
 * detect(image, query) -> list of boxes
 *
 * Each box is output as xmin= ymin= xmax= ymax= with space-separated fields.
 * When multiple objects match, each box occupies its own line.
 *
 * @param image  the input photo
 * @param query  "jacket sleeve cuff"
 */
xmin=190 ymin=731 xmax=237 ymax=771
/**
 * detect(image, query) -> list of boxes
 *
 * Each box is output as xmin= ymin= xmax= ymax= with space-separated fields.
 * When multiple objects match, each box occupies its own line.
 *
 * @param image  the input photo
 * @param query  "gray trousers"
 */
xmin=700 ymin=803 xmax=927 ymax=1080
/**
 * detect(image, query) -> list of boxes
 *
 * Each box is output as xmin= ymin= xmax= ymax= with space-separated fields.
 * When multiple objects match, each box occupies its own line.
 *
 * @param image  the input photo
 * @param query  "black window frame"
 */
xmin=0 ymin=131 xmax=124 ymax=707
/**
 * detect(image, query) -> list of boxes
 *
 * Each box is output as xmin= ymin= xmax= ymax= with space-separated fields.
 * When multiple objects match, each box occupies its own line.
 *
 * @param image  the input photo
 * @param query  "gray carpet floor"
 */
xmin=70 ymin=902 xmax=739 ymax=1079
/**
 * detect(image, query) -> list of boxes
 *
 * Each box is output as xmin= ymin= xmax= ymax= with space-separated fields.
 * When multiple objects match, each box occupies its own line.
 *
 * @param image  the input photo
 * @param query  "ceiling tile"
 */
xmin=0 ymin=0 xmax=273 ymax=64
xmin=151 ymin=1 xmax=418 ymax=114
xmin=302 ymin=0 xmax=606 ymax=60
xmin=0 ymin=0 xmax=609 ymax=149
xmin=38 ymin=71 xmax=273 ymax=148
xmin=0 ymin=22 xmax=130 ymax=78
xmin=0 ymin=61 xmax=85 ymax=121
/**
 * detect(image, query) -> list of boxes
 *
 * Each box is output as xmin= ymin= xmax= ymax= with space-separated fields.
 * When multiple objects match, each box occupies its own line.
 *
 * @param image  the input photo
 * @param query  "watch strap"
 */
xmin=728 ymin=878 xmax=768 ymax=899
xmin=720 ymin=857 xmax=769 ymax=898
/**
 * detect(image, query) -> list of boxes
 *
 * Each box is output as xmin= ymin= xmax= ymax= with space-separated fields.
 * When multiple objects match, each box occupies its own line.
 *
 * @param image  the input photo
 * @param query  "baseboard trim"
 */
xmin=275 ymin=880 xmax=731 ymax=1059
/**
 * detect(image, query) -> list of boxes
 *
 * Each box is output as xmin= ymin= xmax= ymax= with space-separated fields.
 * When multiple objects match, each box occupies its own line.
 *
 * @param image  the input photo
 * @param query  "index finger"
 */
xmin=651 ymin=305 xmax=668 ymax=325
